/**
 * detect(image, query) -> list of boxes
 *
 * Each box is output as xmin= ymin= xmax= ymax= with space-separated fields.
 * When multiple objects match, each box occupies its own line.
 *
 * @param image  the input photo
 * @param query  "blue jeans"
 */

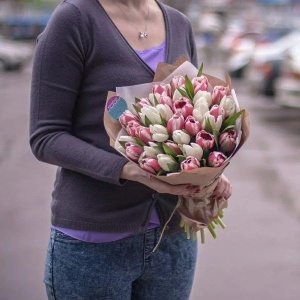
xmin=44 ymin=228 xmax=198 ymax=300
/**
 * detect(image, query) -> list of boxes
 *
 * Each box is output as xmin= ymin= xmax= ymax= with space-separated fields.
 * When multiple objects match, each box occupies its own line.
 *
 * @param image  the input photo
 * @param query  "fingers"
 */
xmin=212 ymin=174 xmax=232 ymax=200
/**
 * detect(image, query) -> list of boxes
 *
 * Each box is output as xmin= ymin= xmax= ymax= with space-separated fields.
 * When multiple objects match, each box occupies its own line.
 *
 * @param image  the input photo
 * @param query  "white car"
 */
xmin=0 ymin=36 xmax=33 ymax=71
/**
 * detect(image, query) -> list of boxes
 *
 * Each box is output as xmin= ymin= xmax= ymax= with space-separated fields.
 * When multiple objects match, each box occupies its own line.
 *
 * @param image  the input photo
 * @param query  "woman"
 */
xmin=30 ymin=0 xmax=232 ymax=299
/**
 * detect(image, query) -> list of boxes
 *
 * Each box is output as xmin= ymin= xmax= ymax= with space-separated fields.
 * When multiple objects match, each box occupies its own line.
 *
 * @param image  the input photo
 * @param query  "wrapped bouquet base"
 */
xmin=104 ymin=56 xmax=250 ymax=243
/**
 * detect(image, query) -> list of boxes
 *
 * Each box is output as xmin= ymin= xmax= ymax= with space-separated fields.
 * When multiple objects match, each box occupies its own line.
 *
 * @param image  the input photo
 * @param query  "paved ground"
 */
xmin=0 ymin=58 xmax=300 ymax=299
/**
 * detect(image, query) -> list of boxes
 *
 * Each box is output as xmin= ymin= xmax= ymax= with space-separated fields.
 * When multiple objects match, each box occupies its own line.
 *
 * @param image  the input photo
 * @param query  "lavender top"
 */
xmin=54 ymin=41 xmax=166 ymax=242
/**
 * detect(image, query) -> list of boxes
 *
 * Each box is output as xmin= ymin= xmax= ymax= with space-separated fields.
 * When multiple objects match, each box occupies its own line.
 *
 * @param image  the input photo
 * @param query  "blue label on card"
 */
xmin=107 ymin=96 xmax=128 ymax=120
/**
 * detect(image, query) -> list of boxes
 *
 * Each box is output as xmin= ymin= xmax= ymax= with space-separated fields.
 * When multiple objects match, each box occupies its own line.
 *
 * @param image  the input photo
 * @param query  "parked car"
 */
xmin=245 ymin=30 xmax=300 ymax=96
xmin=226 ymin=26 xmax=294 ymax=79
xmin=275 ymin=44 xmax=300 ymax=108
xmin=0 ymin=36 xmax=33 ymax=71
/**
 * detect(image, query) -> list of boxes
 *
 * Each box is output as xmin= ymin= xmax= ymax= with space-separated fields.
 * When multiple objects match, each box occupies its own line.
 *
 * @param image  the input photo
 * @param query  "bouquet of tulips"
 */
xmin=104 ymin=59 xmax=249 ymax=243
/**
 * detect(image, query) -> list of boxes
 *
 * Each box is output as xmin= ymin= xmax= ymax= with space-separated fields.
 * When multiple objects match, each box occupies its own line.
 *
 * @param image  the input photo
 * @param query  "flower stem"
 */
xmin=216 ymin=217 xmax=226 ymax=229
xmin=200 ymin=229 xmax=205 ymax=244
xmin=207 ymin=224 xmax=217 ymax=239
xmin=192 ymin=230 xmax=197 ymax=241
xmin=179 ymin=218 xmax=185 ymax=228
xmin=218 ymin=210 xmax=224 ymax=218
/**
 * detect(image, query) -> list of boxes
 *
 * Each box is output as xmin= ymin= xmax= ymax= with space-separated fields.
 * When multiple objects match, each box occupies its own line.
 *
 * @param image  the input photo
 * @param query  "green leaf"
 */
xmin=204 ymin=117 xmax=214 ymax=134
xmin=200 ymin=158 xmax=206 ymax=167
xmin=177 ymin=155 xmax=187 ymax=163
xmin=221 ymin=125 xmax=236 ymax=133
xmin=132 ymin=104 xmax=141 ymax=114
xmin=134 ymin=137 xmax=146 ymax=147
xmin=177 ymin=87 xmax=189 ymax=98
xmin=160 ymin=114 xmax=167 ymax=127
xmin=118 ymin=140 xmax=127 ymax=149
xmin=167 ymin=161 xmax=180 ymax=172
xmin=213 ymin=129 xmax=220 ymax=149
xmin=153 ymin=94 xmax=159 ymax=106
xmin=156 ymin=169 xmax=166 ymax=176
xmin=144 ymin=115 xmax=153 ymax=127
xmin=221 ymin=109 xmax=244 ymax=131
xmin=135 ymin=97 xmax=141 ymax=103
xmin=184 ymin=75 xmax=194 ymax=100
xmin=162 ymin=143 xmax=178 ymax=157
xmin=197 ymin=63 xmax=204 ymax=77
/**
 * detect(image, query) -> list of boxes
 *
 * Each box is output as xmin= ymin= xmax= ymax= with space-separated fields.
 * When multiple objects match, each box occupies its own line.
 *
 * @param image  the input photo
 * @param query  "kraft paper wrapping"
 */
xmin=103 ymin=57 xmax=250 ymax=231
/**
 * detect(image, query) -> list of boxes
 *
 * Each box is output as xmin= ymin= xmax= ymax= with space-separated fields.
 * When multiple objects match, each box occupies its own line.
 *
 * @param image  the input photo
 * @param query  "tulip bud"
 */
xmin=118 ymin=135 xmax=137 ymax=144
xmin=181 ymin=156 xmax=200 ymax=171
xmin=126 ymin=120 xmax=141 ymax=137
xmin=192 ymin=75 xmax=209 ymax=93
xmin=193 ymin=90 xmax=212 ymax=106
xmin=173 ymin=97 xmax=194 ymax=118
xmin=139 ymin=157 xmax=161 ymax=174
xmin=196 ymin=130 xmax=215 ymax=150
xmin=156 ymin=104 xmax=174 ymax=121
xmin=139 ymin=106 xmax=162 ymax=125
xmin=208 ymin=151 xmax=227 ymax=167
xmin=135 ymin=98 xmax=152 ymax=108
xmin=219 ymin=129 xmax=237 ymax=153
xmin=119 ymin=110 xmax=139 ymax=128
xmin=172 ymin=89 xmax=183 ymax=102
xmin=184 ymin=116 xmax=202 ymax=136
xmin=157 ymin=154 xmax=179 ymax=172
xmin=136 ymin=126 xmax=153 ymax=145
xmin=167 ymin=113 xmax=185 ymax=133
xmin=149 ymin=124 xmax=169 ymax=142
xmin=209 ymin=105 xmax=225 ymax=122
xmin=219 ymin=95 xmax=236 ymax=118
xmin=125 ymin=143 xmax=143 ymax=162
xmin=170 ymin=75 xmax=185 ymax=90
xmin=172 ymin=130 xmax=191 ymax=145
xmin=143 ymin=142 xmax=164 ymax=158
xmin=182 ymin=143 xmax=203 ymax=161
xmin=202 ymin=109 xmax=223 ymax=132
xmin=165 ymin=140 xmax=183 ymax=155
xmin=212 ymin=86 xmax=230 ymax=105
xmin=157 ymin=94 xmax=173 ymax=107
xmin=152 ymin=83 xmax=171 ymax=97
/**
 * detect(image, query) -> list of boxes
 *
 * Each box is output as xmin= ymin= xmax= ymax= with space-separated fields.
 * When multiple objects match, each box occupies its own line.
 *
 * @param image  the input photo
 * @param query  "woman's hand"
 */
xmin=120 ymin=161 xmax=199 ymax=196
xmin=212 ymin=174 xmax=232 ymax=200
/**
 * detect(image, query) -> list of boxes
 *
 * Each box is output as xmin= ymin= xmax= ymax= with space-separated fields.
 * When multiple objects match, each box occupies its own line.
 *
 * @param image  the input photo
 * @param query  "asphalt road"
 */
xmin=1 ymin=61 xmax=300 ymax=300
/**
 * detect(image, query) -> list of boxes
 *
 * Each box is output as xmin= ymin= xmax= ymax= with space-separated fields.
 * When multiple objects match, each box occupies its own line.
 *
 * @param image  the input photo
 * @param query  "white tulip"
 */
xmin=144 ymin=142 xmax=163 ymax=158
xmin=150 ymin=124 xmax=169 ymax=142
xmin=202 ymin=112 xmax=222 ymax=132
xmin=182 ymin=143 xmax=203 ymax=160
xmin=219 ymin=95 xmax=236 ymax=118
xmin=157 ymin=154 xmax=179 ymax=172
xmin=156 ymin=104 xmax=174 ymax=121
xmin=139 ymin=106 xmax=162 ymax=125
xmin=172 ymin=130 xmax=191 ymax=144
xmin=118 ymin=135 xmax=136 ymax=144
xmin=193 ymin=90 xmax=212 ymax=106
xmin=172 ymin=89 xmax=183 ymax=102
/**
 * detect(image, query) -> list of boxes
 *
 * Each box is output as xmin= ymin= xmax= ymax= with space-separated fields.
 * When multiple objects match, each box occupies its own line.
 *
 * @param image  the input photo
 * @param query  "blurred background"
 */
xmin=0 ymin=0 xmax=300 ymax=299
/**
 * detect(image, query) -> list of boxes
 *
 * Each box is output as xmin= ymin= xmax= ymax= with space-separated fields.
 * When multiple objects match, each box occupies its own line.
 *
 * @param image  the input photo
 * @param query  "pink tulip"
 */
xmin=137 ymin=126 xmax=153 ymax=145
xmin=126 ymin=120 xmax=141 ymax=137
xmin=173 ymin=97 xmax=194 ymax=118
xmin=157 ymin=94 xmax=174 ymax=108
xmin=219 ymin=129 xmax=237 ymax=152
xmin=184 ymin=116 xmax=202 ymax=136
xmin=139 ymin=157 xmax=161 ymax=174
xmin=125 ymin=143 xmax=143 ymax=162
xmin=196 ymin=130 xmax=215 ymax=150
xmin=209 ymin=105 xmax=225 ymax=122
xmin=167 ymin=113 xmax=185 ymax=133
xmin=208 ymin=151 xmax=227 ymax=167
xmin=192 ymin=75 xmax=209 ymax=93
xmin=212 ymin=86 xmax=230 ymax=105
xmin=152 ymin=83 xmax=171 ymax=97
xmin=135 ymin=98 xmax=152 ymax=108
xmin=119 ymin=110 xmax=139 ymax=128
xmin=165 ymin=140 xmax=183 ymax=155
xmin=181 ymin=156 xmax=200 ymax=171
xmin=170 ymin=75 xmax=185 ymax=90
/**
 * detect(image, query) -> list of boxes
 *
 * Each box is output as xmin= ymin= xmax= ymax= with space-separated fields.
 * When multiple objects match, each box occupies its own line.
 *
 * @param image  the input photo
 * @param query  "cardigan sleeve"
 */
xmin=29 ymin=2 xmax=129 ymax=185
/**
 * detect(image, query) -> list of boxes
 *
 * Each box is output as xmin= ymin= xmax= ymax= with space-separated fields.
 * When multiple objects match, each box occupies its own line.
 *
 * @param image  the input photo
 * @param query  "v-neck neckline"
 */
xmin=94 ymin=0 xmax=169 ymax=75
